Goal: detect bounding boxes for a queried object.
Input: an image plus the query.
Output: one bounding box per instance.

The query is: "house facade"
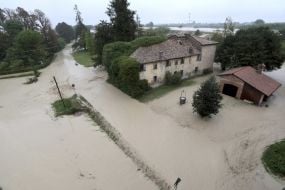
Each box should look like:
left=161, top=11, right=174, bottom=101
left=130, top=34, right=218, bottom=85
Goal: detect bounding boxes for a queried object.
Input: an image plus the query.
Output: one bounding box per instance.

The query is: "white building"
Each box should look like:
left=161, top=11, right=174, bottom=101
left=131, top=34, right=218, bottom=85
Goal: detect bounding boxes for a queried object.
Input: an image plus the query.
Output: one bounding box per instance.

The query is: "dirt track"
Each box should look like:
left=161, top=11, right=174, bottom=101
left=0, top=45, right=284, bottom=190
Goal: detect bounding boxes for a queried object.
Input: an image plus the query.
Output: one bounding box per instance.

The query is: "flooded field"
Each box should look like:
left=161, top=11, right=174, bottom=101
left=0, top=45, right=284, bottom=190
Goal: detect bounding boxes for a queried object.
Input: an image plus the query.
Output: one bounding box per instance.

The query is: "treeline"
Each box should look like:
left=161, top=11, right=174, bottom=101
left=216, top=27, right=285, bottom=71
left=0, top=7, right=70, bottom=74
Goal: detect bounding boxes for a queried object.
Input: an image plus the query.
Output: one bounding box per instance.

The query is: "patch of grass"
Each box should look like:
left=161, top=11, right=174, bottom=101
left=262, top=139, right=285, bottom=178
left=73, top=51, right=94, bottom=67
left=52, top=95, right=86, bottom=116
left=139, top=79, right=196, bottom=102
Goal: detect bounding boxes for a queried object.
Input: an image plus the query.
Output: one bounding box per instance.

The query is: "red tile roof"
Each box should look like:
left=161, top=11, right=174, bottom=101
left=219, top=66, right=281, bottom=96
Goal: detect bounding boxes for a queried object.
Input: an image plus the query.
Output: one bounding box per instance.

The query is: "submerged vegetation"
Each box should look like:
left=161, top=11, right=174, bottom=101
left=52, top=95, right=85, bottom=116
left=262, top=139, right=285, bottom=178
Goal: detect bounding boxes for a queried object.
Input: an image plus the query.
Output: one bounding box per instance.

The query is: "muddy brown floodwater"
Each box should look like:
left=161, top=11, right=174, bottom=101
left=0, top=45, right=284, bottom=190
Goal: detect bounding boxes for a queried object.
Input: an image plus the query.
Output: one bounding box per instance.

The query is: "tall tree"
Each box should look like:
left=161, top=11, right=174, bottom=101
left=223, top=17, right=234, bottom=37
left=94, top=21, right=113, bottom=64
left=55, top=22, right=75, bottom=43
left=9, top=30, right=46, bottom=66
left=106, top=0, right=137, bottom=41
left=216, top=27, right=284, bottom=71
left=73, top=4, right=87, bottom=49
left=192, top=76, right=223, bottom=118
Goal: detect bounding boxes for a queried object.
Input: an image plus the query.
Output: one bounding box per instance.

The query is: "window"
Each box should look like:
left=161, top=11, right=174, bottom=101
left=140, top=64, right=146, bottom=72
left=197, top=54, right=202, bottom=61
left=194, top=67, right=199, bottom=73
left=153, top=63, right=157, bottom=70
left=166, top=60, right=171, bottom=67
left=153, top=76, right=157, bottom=82
left=181, top=58, right=184, bottom=64
left=180, top=70, right=184, bottom=76
left=175, top=60, right=178, bottom=65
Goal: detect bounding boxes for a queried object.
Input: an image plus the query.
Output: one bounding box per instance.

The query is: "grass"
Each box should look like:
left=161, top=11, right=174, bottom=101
left=73, top=51, right=94, bottom=67
left=52, top=95, right=86, bottom=117
left=138, top=79, right=196, bottom=102
left=262, top=139, right=285, bottom=178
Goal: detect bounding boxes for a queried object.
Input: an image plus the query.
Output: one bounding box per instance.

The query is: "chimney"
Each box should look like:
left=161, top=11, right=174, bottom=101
left=159, top=51, right=163, bottom=60
left=257, top=64, right=265, bottom=74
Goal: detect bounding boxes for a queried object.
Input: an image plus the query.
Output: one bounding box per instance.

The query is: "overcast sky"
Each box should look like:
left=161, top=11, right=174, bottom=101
left=2, top=0, right=285, bottom=27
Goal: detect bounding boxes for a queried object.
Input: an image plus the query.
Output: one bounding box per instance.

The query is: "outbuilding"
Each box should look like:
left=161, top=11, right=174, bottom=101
left=218, top=66, right=281, bottom=105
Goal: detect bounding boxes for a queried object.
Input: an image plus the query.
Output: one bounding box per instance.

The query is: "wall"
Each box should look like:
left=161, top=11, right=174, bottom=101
left=200, top=45, right=216, bottom=71
left=241, top=83, right=264, bottom=105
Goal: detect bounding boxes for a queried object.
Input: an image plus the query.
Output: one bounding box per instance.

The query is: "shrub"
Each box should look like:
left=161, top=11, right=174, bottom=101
left=192, top=76, right=223, bottom=117
left=202, top=68, right=213, bottom=75
left=164, top=71, right=182, bottom=85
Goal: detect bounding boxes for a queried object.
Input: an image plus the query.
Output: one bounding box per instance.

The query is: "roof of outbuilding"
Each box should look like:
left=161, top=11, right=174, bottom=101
left=219, top=66, right=281, bottom=96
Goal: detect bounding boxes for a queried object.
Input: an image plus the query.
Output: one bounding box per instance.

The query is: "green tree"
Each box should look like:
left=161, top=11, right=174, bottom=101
left=11, top=30, right=46, bottom=66
left=216, top=27, right=284, bottom=70
left=73, top=4, right=87, bottom=49
left=94, top=21, right=114, bottom=64
left=195, top=29, right=201, bottom=36
left=55, top=22, right=75, bottom=43
left=106, top=0, right=137, bottom=41
left=85, top=31, right=95, bottom=55
left=192, top=76, right=223, bottom=118
left=0, top=32, right=9, bottom=60
left=223, top=17, right=234, bottom=37
left=4, top=20, right=23, bottom=43
left=254, top=19, right=265, bottom=25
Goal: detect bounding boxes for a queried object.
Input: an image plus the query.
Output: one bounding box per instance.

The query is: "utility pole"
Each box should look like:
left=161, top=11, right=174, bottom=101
left=53, top=76, right=66, bottom=108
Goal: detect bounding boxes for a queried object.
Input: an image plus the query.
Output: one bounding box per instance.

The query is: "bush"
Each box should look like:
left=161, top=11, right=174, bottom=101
left=52, top=95, right=85, bottom=117
left=192, top=76, right=223, bottom=117
left=202, top=68, right=213, bottom=75
left=164, top=71, right=182, bottom=85
left=262, top=139, right=285, bottom=178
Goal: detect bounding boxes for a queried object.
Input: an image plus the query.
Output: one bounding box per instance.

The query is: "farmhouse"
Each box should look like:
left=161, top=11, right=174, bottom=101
left=218, top=66, right=281, bottom=105
left=131, top=34, right=218, bottom=85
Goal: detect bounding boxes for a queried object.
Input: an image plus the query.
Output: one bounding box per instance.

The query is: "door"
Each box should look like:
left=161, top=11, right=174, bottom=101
left=222, top=84, right=238, bottom=97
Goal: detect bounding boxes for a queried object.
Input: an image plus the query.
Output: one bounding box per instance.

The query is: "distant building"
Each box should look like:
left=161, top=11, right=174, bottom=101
left=131, top=34, right=218, bottom=85
left=218, top=66, right=281, bottom=105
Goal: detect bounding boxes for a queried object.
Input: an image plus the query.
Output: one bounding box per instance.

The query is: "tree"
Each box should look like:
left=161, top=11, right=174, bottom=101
left=106, top=0, right=137, bottom=41
left=11, top=30, right=46, bottom=66
left=85, top=31, right=95, bottom=55
left=195, top=29, right=201, bottom=36
left=73, top=4, right=87, bottom=49
left=254, top=19, right=265, bottom=25
left=55, top=22, right=75, bottom=43
left=216, top=27, right=284, bottom=71
left=223, top=17, right=234, bottom=37
left=0, top=32, right=9, bottom=60
left=94, top=21, right=114, bottom=64
left=4, top=20, right=23, bottom=43
left=192, top=76, right=223, bottom=118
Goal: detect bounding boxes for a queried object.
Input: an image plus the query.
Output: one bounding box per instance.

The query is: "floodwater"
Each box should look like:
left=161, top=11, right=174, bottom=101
left=0, top=45, right=284, bottom=190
